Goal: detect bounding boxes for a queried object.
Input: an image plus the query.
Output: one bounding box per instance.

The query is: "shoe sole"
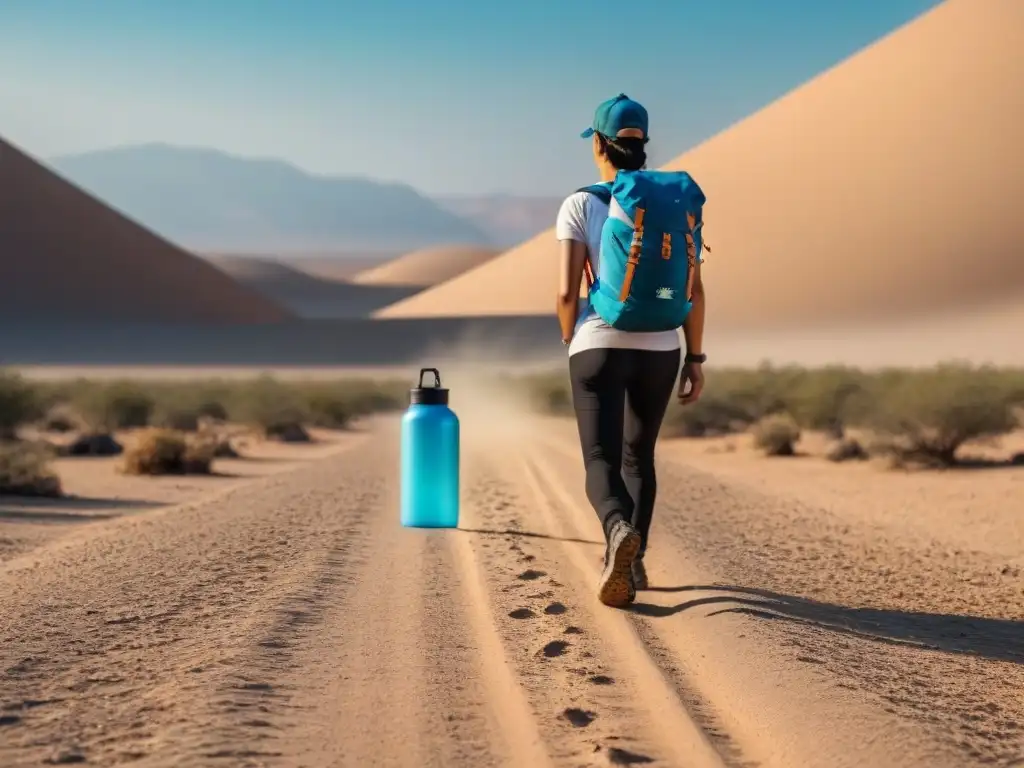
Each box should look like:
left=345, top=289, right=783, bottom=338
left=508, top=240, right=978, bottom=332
left=598, top=528, right=641, bottom=607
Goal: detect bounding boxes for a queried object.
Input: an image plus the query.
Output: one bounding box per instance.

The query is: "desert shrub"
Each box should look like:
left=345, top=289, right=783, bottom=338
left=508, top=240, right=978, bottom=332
left=73, top=381, right=155, bottom=431
left=150, top=389, right=229, bottom=432
left=664, top=393, right=753, bottom=437
left=0, top=371, right=41, bottom=440
left=661, top=366, right=784, bottom=437
left=325, top=379, right=407, bottom=417
left=751, top=413, right=801, bottom=456
left=866, top=364, right=1021, bottom=466
left=209, top=438, right=240, bottom=458
left=826, top=437, right=869, bottom=463
left=122, top=429, right=214, bottom=475
left=151, top=406, right=202, bottom=432
left=785, top=366, right=869, bottom=437
left=265, top=422, right=311, bottom=443
left=0, top=442, right=62, bottom=497
left=190, top=428, right=240, bottom=458
left=302, top=386, right=356, bottom=429
left=228, top=376, right=310, bottom=436
left=41, top=404, right=83, bottom=433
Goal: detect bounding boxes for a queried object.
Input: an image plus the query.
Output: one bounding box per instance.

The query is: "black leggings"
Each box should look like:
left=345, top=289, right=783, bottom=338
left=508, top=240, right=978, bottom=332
left=568, top=346, right=680, bottom=555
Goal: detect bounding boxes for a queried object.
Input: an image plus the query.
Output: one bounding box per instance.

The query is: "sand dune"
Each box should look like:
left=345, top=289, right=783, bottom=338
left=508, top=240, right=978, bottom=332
left=0, top=137, right=293, bottom=324
left=203, top=253, right=423, bottom=319
left=1, top=417, right=1019, bottom=766
left=206, top=253, right=332, bottom=285
left=353, top=244, right=500, bottom=287
left=273, top=253, right=397, bottom=281
left=378, top=0, right=1024, bottom=330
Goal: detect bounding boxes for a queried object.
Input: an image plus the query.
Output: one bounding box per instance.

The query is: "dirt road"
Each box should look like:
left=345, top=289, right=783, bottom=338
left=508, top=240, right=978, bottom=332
left=1, top=419, right=1021, bottom=767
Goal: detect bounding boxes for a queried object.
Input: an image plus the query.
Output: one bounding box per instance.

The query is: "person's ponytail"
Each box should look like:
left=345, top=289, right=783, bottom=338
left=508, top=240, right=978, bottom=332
left=597, top=134, right=648, bottom=171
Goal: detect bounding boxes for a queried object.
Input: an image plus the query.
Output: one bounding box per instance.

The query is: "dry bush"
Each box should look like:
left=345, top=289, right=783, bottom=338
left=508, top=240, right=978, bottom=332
left=122, top=429, right=214, bottom=476
left=229, top=376, right=310, bottom=438
left=300, top=385, right=357, bottom=430
left=191, top=429, right=240, bottom=458
left=265, top=422, right=311, bottom=443
left=866, top=364, right=1022, bottom=467
left=0, top=442, right=62, bottom=497
left=313, top=379, right=407, bottom=419
left=665, top=394, right=753, bottom=437
left=826, top=437, right=869, bottom=463
left=784, top=366, right=869, bottom=438
left=751, top=413, right=802, bottom=456
left=0, top=371, right=41, bottom=440
left=42, top=404, right=83, bottom=433
left=74, top=381, right=155, bottom=431
left=149, top=385, right=230, bottom=432
left=209, top=438, right=240, bottom=458
left=663, top=365, right=794, bottom=437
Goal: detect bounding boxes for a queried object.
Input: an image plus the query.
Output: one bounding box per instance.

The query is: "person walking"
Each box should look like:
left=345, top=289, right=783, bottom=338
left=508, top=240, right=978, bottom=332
left=555, top=94, right=707, bottom=607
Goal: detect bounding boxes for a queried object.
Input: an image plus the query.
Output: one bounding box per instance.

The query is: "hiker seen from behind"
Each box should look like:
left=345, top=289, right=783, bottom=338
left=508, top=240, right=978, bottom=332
left=555, top=93, right=708, bottom=608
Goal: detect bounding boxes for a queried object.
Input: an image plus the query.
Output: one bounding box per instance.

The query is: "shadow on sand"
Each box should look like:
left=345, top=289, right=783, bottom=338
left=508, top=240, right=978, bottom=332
left=0, top=495, right=170, bottom=523
left=631, top=584, right=1024, bottom=665
left=458, top=526, right=603, bottom=547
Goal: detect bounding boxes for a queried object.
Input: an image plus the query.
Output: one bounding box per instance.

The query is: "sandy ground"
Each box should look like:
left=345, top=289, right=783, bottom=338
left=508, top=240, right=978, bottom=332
left=1, top=417, right=1022, bottom=767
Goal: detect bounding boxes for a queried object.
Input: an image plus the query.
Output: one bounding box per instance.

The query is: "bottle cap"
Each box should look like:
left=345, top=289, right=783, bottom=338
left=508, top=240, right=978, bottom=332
left=410, top=367, right=449, bottom=406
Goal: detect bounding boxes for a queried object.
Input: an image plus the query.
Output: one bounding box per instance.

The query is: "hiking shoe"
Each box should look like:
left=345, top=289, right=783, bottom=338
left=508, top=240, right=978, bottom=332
left=631, top=556, right=649, bottom=591
left=597, top=520, right=641, bottom=607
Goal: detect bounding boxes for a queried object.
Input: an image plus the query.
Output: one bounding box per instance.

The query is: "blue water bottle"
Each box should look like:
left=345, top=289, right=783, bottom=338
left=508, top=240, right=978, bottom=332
left=401, top=367, right=460, bottom=528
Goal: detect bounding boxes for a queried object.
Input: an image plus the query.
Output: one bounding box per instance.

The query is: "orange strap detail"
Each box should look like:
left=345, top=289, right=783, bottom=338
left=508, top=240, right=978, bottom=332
left=618, top=207, right=645, bottom=302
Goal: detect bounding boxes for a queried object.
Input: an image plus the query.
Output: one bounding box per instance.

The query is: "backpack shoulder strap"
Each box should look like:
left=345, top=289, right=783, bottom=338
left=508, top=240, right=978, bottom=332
left=575, top=183, right=612, bottom=206
left=572, top=184, right=612, bottom=289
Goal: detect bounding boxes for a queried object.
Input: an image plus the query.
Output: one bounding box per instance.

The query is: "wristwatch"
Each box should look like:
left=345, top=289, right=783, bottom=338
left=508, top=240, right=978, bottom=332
left=684, top=352, right=706, bottom=364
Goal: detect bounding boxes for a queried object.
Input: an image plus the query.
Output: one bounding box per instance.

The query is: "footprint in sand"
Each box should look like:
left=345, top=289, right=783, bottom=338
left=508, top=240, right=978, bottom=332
left=518, top=569, right=546, bottom=581
left=564, top=626, right=583, bottom=635
left=508, top=608, right=536, bottom=620
left=589, top=674, right=615, bottom=686
left=540, top=640, right=570, bottom=658
left=606, top=746, right=655, bottom=764
left=544, top=602, right=567, bottom=615
left=562, top=707, right=596, bottom=727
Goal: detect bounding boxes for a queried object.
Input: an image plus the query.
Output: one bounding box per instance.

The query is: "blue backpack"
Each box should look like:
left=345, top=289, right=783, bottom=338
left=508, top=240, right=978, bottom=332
left=578, top=169, right=707, bottom=332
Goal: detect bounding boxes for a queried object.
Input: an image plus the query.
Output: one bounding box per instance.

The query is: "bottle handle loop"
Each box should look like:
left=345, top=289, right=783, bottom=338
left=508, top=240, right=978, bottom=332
left=418, top=368, right=442, bottom=388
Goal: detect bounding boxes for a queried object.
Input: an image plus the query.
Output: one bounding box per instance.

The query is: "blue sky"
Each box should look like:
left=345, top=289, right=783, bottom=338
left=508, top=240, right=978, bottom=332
left=0, top=0, right=940, bottom=196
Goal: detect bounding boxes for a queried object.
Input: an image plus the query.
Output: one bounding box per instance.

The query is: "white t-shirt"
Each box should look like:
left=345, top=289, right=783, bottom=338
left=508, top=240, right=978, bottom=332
left=555, top=187, right=682, bottom=357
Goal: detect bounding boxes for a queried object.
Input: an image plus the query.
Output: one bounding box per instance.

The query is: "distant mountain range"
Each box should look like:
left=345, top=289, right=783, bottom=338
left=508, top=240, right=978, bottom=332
left=48, top=144, right=561, bottom=253
left=437, top=194, right=562, bottom=247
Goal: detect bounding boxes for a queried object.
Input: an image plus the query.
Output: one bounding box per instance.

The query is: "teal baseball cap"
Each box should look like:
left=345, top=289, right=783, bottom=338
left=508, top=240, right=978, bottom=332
left=580, top=93, right=649, bottom=139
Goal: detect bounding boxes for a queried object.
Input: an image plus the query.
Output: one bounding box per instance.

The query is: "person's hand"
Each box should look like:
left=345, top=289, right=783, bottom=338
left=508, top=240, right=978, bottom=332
left=678, top=362, right=704, bottom=405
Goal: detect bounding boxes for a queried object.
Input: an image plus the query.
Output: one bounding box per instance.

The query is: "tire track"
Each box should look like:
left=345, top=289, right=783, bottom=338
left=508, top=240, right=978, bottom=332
left=259, top=425, right=551, bottom=768
left=0, top=437, right=377, bottom=768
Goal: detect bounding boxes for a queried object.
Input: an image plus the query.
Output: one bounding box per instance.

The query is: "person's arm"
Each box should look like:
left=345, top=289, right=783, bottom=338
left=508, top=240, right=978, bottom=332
left=557, top=239, right=588, bottom=343
left=553, top=193, right=589, bottom=344
left=682, top=261, right=704, bottom=355
left=679, top=260, right=706, bottom=404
